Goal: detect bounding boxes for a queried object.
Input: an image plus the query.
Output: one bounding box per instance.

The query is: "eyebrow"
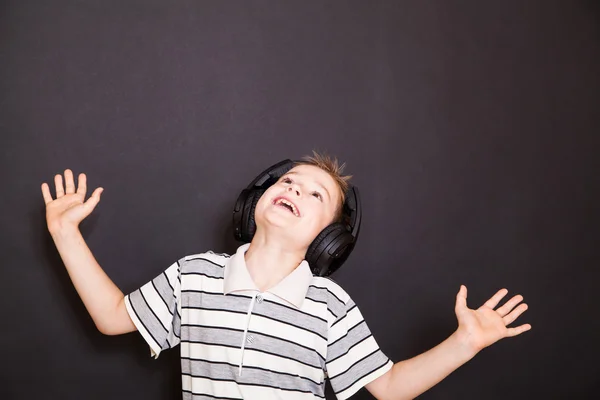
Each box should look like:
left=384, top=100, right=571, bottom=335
left=284, top=171, right=331, bottom=200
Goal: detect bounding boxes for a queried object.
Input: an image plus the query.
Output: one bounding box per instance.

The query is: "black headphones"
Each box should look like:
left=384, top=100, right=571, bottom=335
left=233, top=159, right=361, bottom=277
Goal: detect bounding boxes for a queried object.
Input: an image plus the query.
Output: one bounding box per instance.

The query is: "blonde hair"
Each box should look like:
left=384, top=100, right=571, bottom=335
left=295, top=150, right=352, bottom=221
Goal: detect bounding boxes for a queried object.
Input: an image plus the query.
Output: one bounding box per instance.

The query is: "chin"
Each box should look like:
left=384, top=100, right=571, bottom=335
left=257, top=221, right=311, bottom=245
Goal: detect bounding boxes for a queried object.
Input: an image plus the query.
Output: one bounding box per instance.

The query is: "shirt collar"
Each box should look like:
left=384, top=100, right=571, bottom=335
left=223, top=243, right=314, bottom=309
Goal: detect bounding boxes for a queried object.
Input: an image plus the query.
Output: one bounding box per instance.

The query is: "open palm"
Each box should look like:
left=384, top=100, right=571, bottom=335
left=41, top=169, right=103, bottom=233
left=454, top=285, right=531, bottom=352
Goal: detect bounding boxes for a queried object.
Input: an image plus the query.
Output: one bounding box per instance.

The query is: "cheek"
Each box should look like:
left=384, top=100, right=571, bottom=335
left=307, top=206, right=334, bottom=230
left=254, top=194, right=271, bottom=219
left=255, top=194, right=267, bottom=209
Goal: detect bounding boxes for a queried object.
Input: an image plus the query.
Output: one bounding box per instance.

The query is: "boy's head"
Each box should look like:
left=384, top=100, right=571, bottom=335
left=253, top=151, right=352, bottom=250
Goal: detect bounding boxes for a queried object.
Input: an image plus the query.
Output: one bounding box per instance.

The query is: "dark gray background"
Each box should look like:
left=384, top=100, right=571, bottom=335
left=1, top=1, right=599, bottom=399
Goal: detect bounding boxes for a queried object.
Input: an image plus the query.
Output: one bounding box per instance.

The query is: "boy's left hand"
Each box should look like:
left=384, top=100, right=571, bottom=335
left=454, top=285, right=531, bottom=353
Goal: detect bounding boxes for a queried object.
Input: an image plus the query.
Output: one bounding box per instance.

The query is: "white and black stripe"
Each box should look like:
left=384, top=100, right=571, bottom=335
left=125, top=249, right=392, bottom=399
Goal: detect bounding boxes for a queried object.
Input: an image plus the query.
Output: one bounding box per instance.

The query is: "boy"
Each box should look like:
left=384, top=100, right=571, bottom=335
left=41, top=152, right=531, bottom=399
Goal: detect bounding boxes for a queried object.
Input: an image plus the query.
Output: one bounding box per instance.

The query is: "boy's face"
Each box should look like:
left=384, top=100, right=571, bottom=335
left=254, top=164, right=341, bottom=251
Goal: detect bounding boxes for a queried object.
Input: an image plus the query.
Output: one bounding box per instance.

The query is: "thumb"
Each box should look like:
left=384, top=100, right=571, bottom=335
left=455, top=285, right=468, bottom=312
left=82, top=187, right=103, bottom=214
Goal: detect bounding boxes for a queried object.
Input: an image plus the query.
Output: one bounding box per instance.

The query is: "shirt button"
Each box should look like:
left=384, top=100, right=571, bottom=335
left=256, top=294, right=263, bottom=303
left=246, top=335, right=255, bottom=344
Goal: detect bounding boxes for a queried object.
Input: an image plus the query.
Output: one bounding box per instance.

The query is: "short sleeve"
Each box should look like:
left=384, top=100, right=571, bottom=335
left=326, top=298, right=393, bottom=400
left=124, top=260, right=182, bottom=358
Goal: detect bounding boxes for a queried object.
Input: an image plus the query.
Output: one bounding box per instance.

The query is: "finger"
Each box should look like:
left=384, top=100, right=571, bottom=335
left=502, top=303, right=528, bottom=325
left=482, top=288, right=508, bottom=310
left=496, top=294, right=524, bottom=317
left=64, top=169, right=75, bottom=194
left=54, top=174, right=65, bottom=198
left=505, top=323, right=532, bottom=337
left=76, top=173, right=87, bottom=197
left=455, top=285, right=468, bottom=312
left=41, top=183, right=53, bottom=205
left=81, top=187, right=103, bottom=214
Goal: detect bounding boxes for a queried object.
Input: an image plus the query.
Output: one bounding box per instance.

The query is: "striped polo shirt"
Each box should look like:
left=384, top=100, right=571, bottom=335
left=124, top=243, right=393, bottom=399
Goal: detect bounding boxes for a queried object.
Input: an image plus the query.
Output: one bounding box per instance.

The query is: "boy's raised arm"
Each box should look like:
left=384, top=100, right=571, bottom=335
left=41, top=169, right=136, bottom=336
left=365, top=286, right=531, bottom=400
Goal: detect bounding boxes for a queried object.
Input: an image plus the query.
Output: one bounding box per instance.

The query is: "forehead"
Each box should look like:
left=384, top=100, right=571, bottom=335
left=286, top=165, right=336, bottom=185
left=286, top=165, right=340, bottom=196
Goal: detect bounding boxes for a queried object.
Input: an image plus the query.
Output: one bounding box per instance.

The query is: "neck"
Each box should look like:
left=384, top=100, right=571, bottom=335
left=244, top=228, right=306, bottom=292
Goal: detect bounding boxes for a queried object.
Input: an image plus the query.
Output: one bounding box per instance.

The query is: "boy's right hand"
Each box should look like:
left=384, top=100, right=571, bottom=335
left=41, top=169, right=104, bottom=234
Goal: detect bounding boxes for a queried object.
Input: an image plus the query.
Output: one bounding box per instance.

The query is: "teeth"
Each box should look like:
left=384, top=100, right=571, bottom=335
left=275, top=198, right=299, bottom=216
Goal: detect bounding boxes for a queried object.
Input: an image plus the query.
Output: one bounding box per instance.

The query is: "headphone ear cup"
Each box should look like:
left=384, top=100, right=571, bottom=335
left=233, top=189, right=249, bottom=241
left=241, top=189, right=264, bottom=242
left=306, top=223, right=349, bottom=276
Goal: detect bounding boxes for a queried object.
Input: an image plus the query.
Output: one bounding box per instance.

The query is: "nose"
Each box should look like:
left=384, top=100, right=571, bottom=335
left=287, top=185, right=301, bottom=196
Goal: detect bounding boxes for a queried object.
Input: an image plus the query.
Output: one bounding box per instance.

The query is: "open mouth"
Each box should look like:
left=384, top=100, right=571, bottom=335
left=272, top=197, right=300, bottom=217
